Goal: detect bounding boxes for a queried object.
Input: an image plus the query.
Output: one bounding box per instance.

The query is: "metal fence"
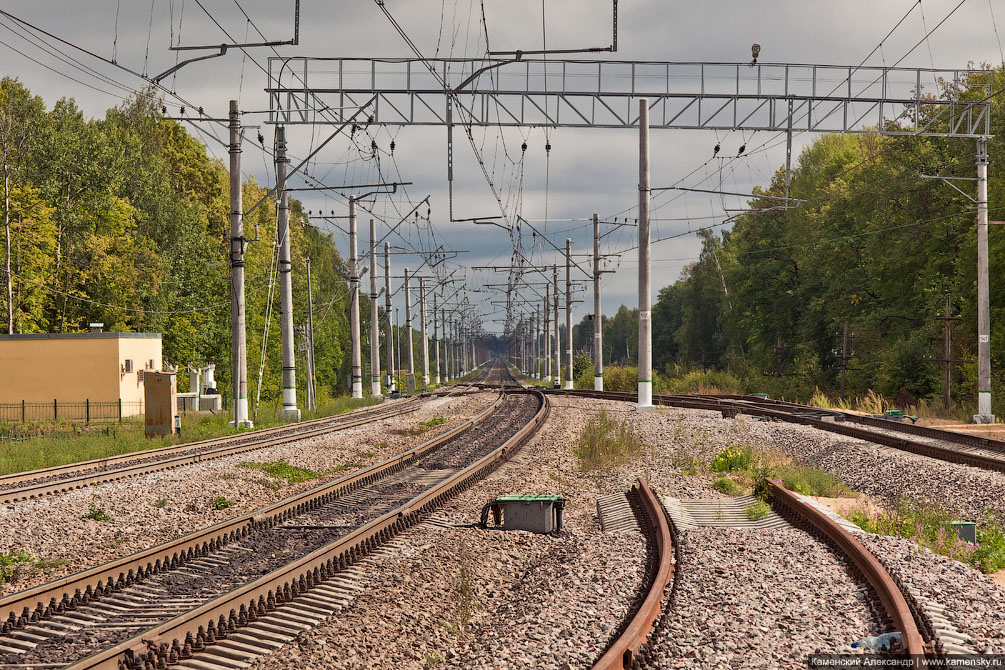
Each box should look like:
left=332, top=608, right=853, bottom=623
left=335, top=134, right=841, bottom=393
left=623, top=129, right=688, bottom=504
left=0, top=400, right=144, bottom=423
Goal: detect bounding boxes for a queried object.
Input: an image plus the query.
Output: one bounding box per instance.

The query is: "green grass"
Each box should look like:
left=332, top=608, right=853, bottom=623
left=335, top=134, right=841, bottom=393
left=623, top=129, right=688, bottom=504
left=842, top=500, right=1005, bottom=575
left=212, top=496, right=235, bottom=510
left=574, top=410, right=644, bottom=471
left=408, top=416, right=447, bottom=435
left=238, top=459, right=325, bottom=484
left=81, top=504, right=110, bottom=522
left=0, top=550, right=36, bottom=584
left=0, top=395, right=378, bottom=477
left=704, top=445, right=852, bottom=499
left=711, top=476, right=746, bottom=496
left=743, top=500, right=771, bottom=521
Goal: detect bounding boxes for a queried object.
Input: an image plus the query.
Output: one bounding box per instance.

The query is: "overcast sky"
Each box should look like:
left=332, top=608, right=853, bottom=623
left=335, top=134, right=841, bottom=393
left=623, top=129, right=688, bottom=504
left=2, top=0, right=1003, bottom=333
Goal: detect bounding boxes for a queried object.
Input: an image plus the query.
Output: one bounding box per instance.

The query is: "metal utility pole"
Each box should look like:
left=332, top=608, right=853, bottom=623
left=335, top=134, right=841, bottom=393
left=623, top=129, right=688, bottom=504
left=937, top=292, right=963, bottom=411
left=369, top=219, right=382, bottom=399
left=228, top=100, right=252, bottom=428
left=275, top=126, right=301, bottom=421
left=544, top=283, right=551, bottom=382
left=404, top=268, right=415, bottom=389
left=976, top=137, right=994, bottom=423
left=565, top=239, right=574, bottom=389
left=553, top=264, right=561, bottom=389
left=420, top=277, right=429, bottom=387
left=433, top=292, right=441, bottom=385
left=593, top=213, right=604, bottom=391
left=535, top=305, right=541, bottom=379
left=395, top=306, right=401, bottom=391
left=348, top=196, right=363, bottom=399
left=838, top=320, right=856, bottom=403
left=384, top=242, right=394, bottom=392
left=305, top=257, right=317, bottom=410
left=637, top=98, right=653, bottom=411
left=774, top=334, right=786, bottom=377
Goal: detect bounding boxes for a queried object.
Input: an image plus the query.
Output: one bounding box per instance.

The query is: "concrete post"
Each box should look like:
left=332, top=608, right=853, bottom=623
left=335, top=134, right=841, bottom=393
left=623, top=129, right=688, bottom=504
left=637, top=98, right=654, bottom=411
left=420, top=277, right=429, bottom=387
left=306, top=257, right=317, bottom=409
left=553, top=264, right=561, bottom=389
left=593, top=213, right=604, bottom=391
left=544, top=283, right=551, bottom=382
left=275, top=126, right=300, bottom=421
left=976, top=137, right=994, bottom=422
left=228, top=100, right=252, bottom=428
left=348, top=197, right=362, bottom=399
left=369, top=219, right=382, bottom=399
left=384, top=242, right=394, bottom=391
left=565, top=239, right=573, bottom=389
left=404, top=268, right=415, bottom=381
left=434, top=292, right=441, bottom=385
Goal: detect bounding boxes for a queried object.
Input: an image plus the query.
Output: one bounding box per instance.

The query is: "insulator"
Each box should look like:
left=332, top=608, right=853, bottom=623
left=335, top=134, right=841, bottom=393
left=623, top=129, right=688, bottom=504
left=179, top=106, right=185, bottom=115
left=521, top=141, right=527, bottom=152
left=714, top=144, right=720, bottom=155
left=161, top=106, right=167, bottom=115
left=198, top=107, right=204, bottom=115
left=371, top=140, right=377, bottom=151
left=738, top=144, right=746, bottom=154
left=390, top=140, right=396, bottom=153
left=545, top=142, right=551, bottom=152
left=257, top=133, right=264, bottom=144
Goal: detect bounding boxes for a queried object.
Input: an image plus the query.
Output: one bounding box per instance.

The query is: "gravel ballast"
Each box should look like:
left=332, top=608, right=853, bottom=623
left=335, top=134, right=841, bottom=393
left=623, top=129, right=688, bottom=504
left=0, top=391, right=497, bottom=596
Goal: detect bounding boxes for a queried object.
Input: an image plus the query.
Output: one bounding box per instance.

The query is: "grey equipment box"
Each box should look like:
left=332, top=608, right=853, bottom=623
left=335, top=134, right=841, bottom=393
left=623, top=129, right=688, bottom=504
left=481, top=495, right=567, bottom=534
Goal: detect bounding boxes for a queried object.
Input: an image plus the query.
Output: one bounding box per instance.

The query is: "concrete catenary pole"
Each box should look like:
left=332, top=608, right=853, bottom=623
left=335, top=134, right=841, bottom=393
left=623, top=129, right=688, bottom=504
left=404, top=269, right=415, bottom=384
left=637, top=98, right=654, bottom=411
left=274, top=127, right=300, bottom=421
left=544, top=283, right=551, bottom=382
left=593, top=213, right=604, bottom=391
left=534, top=305, right=540, bottom=378
left=565, top=239, right=573, bottom=389
left=348, top=196, right=362, bottom=399
left=384, top=242, right=394, bottom=392
left=305, top=257, right=317, bottom=410
left=420, top=277, right=430, bottom=387
left=228, top=100, right=252, bottom=428
left=369, top=219, right=382, bottom=399
left=553, top=264, right=561, bottom=389
left=976, top=137, right=994, bottom=422
left=434, top=291, right=441, bottom=385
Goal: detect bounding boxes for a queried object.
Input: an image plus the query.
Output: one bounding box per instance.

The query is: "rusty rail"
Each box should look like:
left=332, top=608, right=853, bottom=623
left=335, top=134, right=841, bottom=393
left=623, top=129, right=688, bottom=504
left=592, top=478, right=674, bottom=670
left=0, top=391, right=507, bottom=634
left=767, top=479, right=926, bottom=657
left=63, top=388, right=548, bottom=670
left=0, top=395, right=446, bottom=504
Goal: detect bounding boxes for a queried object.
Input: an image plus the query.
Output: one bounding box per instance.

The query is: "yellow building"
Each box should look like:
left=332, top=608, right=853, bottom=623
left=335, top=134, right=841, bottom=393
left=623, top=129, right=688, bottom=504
left=0, top=331, right=162, bottom=418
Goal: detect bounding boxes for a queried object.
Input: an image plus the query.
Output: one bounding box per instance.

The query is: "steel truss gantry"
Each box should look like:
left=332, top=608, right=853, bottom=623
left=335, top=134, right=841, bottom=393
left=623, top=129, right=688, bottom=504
left=267, top=57, right=992, bottom=137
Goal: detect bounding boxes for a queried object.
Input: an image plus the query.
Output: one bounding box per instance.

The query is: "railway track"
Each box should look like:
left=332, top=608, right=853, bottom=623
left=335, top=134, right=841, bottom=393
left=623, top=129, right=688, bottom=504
left=546, top=389, right=1005, bottom=473
left=594, top=477, right=927, bottom=668
left=0, top=385, right=548, bottom=669
left=0, top=392, right=447, bottom=505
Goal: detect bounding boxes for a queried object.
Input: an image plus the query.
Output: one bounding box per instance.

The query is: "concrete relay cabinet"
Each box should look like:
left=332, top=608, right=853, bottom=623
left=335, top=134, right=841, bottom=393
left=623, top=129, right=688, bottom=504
left=481, top=494, right=567, bottom=534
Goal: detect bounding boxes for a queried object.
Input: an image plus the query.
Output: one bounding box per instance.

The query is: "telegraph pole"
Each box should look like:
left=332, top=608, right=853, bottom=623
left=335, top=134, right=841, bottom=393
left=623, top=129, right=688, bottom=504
left=305, top=257, right=317, bottom=410
left=433, top=292, right=441, bottom=385
left=637, top=98, right=654, bottom=411
left=593, top=213, right=604, bottom=391
left=348, top=196, right=363, bottom=399
left=384, top=242, right=394, bottom=392
left=275, top=126, right=301, bottom=421
left=420, top=277, right=429, bottom=388
left=369, top=219, right=382, bottom=399
left=404, top=268, right=415, bottom=389
left=976, top=137, right=994, bottom=422
left=228, top=100, right=252, bottom=428
left=553, top=264, right=561, bottom=389
left=565, top=239, right=574, bottom=389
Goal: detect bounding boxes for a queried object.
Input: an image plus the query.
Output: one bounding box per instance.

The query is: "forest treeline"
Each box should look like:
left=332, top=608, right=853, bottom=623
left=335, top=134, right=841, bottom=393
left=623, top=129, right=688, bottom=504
left=0, top=78, right=365, bottom=404
left=571, top=67, right=1005, bottom=406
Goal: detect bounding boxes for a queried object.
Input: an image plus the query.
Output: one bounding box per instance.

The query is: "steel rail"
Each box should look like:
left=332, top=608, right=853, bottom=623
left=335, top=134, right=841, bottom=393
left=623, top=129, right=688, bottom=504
left=543, top=389, right=1005, bottom=472
left=767, top=479, right=926, bottom=657
left=64, top=388, right=549, bottom=670
left=592, top=478, right=674, bottom=670
left=0, top=390, right=507, bottom=634
left=0, top=398, right=427, bottom=488
left=0, top=396, right=444, bottom=505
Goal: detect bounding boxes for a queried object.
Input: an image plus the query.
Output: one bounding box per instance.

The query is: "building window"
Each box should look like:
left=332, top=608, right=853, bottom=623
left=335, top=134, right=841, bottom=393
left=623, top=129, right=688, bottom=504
left=123, top=359, right=134, bottom=373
